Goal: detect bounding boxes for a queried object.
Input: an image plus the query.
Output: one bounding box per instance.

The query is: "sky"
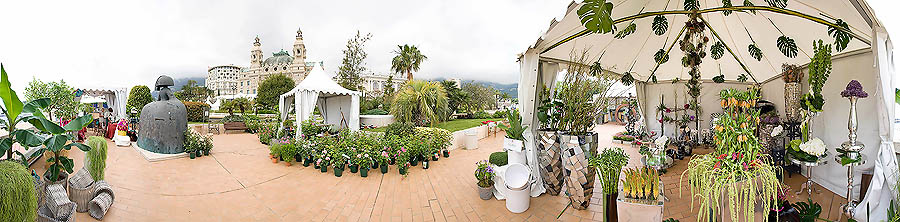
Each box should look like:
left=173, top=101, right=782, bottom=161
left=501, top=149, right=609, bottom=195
left=0, top=0, right=898, bottom=93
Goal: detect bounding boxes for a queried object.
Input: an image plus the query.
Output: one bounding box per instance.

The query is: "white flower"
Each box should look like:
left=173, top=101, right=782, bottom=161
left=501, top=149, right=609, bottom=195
left=799, top=138, right=827, bottom=157
left=654, top=136, right=669, bottom=148
left=770, top=125, right=783, bottom=137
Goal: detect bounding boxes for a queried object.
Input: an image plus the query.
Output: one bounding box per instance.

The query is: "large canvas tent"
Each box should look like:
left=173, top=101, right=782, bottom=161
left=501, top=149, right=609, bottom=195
left=76, top=87, right=128, bottom=119
left=279, top=65, right=360, bottom=135
left=517, top=0, right=896, bottom=220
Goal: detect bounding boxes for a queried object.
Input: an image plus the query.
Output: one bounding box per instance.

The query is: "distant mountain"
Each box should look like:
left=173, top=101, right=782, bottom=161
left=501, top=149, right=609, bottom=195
left=429, top=77, right=518, bottom=98
left=173, top=77, right=206, bottom=91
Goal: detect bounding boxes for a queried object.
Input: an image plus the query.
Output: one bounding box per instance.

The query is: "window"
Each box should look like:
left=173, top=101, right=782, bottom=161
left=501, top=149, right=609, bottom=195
left=240, top=82, right=243, bottom=86
left=253, top=89, right=256, bottom=94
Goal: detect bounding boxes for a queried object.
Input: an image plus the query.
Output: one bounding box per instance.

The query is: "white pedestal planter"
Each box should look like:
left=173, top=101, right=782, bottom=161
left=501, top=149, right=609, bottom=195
left=504, top=138, right=526, bottom=165
left=504, top=163, right=531, bottom=213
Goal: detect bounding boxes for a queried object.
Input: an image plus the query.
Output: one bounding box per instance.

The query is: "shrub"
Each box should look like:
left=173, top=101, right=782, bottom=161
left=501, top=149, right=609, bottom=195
left=222, top=115, right=244, bottom=123
left=385, top=122, right=415, bottom=137
left=362, top=108, right=389, bottom=115
left=183, top=129, right=213, bottom=153
left=416, top=127, right=452, bottom=155
left=492, top=109, right=509, bottom=118
left=86, top=136, right=108, bottom=181
left=280, top=143, right=297, bottom=162
left=126, top=85, right=153, bottom=117
left=488, top=152, right=508, bottom=166
left=390, top=80, right=450, bottom=126
left=300, top=119, right=327, bottom=137
left=0, top=160, right=37, bottom=222
left=472, top=110, right=491, bottom=119
left=183, top=101, right=210, bottom=122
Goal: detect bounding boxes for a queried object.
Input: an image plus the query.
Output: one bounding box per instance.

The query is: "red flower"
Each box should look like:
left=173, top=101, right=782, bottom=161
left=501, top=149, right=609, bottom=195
left=717, top=154, right=727, bottom=160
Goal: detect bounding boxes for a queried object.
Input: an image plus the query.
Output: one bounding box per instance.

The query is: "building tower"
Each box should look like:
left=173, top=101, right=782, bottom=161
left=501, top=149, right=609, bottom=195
left=292, top=28, right=306, bottom=64
left=250, top=36, right=263, bottom=68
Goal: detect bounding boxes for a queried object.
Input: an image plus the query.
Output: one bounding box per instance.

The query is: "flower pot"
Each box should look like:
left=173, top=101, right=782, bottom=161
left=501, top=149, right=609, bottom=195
left=196, top=150, right=203, bottom=157
left=190, top=152, right=196, bottom=159
left=422, top=160, right=429, bottom=169
left=271, top=157, right=277, bottom=163
left=432, top=155, right=438, bottom=161
left=605, top=193, right=618, bottom=222
left=616, top=193, right=664, bottom=222
left=302, top=159, right=310, bottom=167
left=360, top=168, right=369, bottom=177
left=372, top=162, right=378, bottom=169
left=380, top=164, right=389, bottom=174
left=785, top=82, right=802, bottom=122
left=203, top=149, right=210, bottom=156
left=389, top=158, right=396, bottom=165
left=443, top=150, right=450, bottom=157
left=334, top=167, right=343, bottom=177
left=537, top=129, right=564, bottom=196
left=561, top=132, right=599, bottom=210
left=478, top=185, right=493, bottom=200
left=410, top=159, right=419, bottom=166
left=284, top=161, right=292, bottom=166
left=349, top=165, right=359, bottom=173
left=314, top=163, right=320, bottom=169
left=320, top=165, right=328, bottom=173
left=294, top=154, right=302, bottom=163
left=399, top=167, right=407, bottom=175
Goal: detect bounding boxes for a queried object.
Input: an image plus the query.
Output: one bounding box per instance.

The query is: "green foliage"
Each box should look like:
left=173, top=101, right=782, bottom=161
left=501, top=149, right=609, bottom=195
left=652, top=15, right=668, bottom=35
left=24, top=78, right=82, bottom=121
left=488, top=152, right=508, bottom=166
left=614, top=23, right=637, bottom=39
left=712, top=74, right=726, bottom=83
left=183, top=101, right=210, bottom=122
left=710, top=41, right=724, bottom=60
left=556, top=51, right=613, bottom=134
left=416, top=127, right=452, bottom=154
left=31, top=114, right=93, bottom=182
left=256, top=74, right=295, bottom=109
left=802, top=40, right=832, bottom=112
left=0, top=160, right=37, bottom=222
left=360, top=95, right=390, bottom=115
left=300, top=119, right=327, bottom=137
left=491, top=109, right=509, bottom=119
left=591, top=147, right=629, bottom=194
left=385, top=122, right=416, bottom=137
left=390, top=80, right=449, bottom=126
left=577, top=0, right=615, bottom=34
left=475, top=160, right=494, bottom=187
left=654, top=49, right=670, bottom=64
left=391, top=44, right=427, bottom=80
left=748, top=43, right=763, bottom=61
left=126, top=85, right=152, bottom=117
left=86, top=136, right=108, bottom=181
left=828, top=19, right=852, bottom=52
left=183, top=129, right=213, bottom=153
left=0, top=64, right=54, bottom=161
left=440, top=80, right=469, bottom=115
left=777, top=35, right=798, bottom=58
left=461, top=82, right=498, bottom=113
left=498, top=109, right=527, bottom=140
left=336, top=31, right=372, bottom=91
left=620, top=72, right=635, bottom=86
left=895, top=88, right=900, bottom=105
left=722, top=0, right=733, bottom=16
left=279, top=143, right=297, bottom=162
left=765, top=0, right=787, bottom=8
left=362, top=108, right=388, bottom=115
left=470, top=110, right=491, bottom=119
left=792, top=198, right=823, bottom=221
left=683, top=0, right=700, bottom=10
left=173, top=80, right=214, bottom=102
left=738, top=73, right=749, bottom=82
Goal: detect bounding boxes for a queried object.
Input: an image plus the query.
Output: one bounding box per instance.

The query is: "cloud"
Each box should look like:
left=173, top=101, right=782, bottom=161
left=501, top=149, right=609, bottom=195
left=0, top=0, right=569, bottom=92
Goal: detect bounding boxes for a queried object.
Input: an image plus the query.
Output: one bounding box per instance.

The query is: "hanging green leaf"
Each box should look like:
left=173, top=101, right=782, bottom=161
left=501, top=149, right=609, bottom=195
left=743, top=0, right=756, bottom=14
left=578, top=0, right=615, bottom=34
left=615, top=23, right=637, bottom=39
left=828, top=19, right=852, bottom=52
left=711, top=41, right=725, bottom=60
left=684, top=0, right=700, bottom=10
left=722, top=0, right=733, bottom=16
left=777, top=35, right=798, bottom=58
left=713, top=74, right=726, bottom=83
left=748, top=44, right=763, bottom=61
left=738, top=73, right=748, bottom=82
left=652, top=15, right=668, bottom=36
left=765, top=0, right=787, bottom=8
left=620, top=72, right=635, bottom=86
left=651, top=74, right=658, bottom=83
left=654, top=49, right=670, bottom=64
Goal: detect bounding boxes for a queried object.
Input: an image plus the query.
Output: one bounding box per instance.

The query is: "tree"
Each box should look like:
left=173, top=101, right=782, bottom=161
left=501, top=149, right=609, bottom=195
left=390, top=80, right=449, bottom=126
left=174, top=80, right=214, bottom=102
left=232, top=97, right=251, bottom=114
left=384, top=75, right=396, bottom=96
left=256, top=74, right=295, bottom=109
left=461, top=82, right=498, bottom=112
left=440, top=80, right=468, bottom=115
left=336, top=31, right=372, bottom=91
left=24, top=78, right=82, bottom=121
left=391, top=44, right=427, bottom=81
left=126, top=85, right=153, bottom=117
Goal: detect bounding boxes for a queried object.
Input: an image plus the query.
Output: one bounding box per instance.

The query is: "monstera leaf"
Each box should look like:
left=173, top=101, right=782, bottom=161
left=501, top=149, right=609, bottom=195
left=722, top=0, right=733, bottom=16
left=748, top=44, right=763, bottom=61
left=765, top=0, right=787, bottom=8
left=828, top=19, right=852, bottom=52
left=650, top=74, right=658, bottom=83
left=710, top=41, right=725, bottom=60
left=777, top=35, right=798, bottom=58
left=615, top=23, right=637, bottom=39
left=684, top=0, right=700, bottom=10
left=743, top=0, right=756, bottom=14
left=654, top=49, right=670, bottom=64
left=713, top=74, right=726, bottom=83
left=620, top=72, right=635, bottom=86
left=652, top=15, right=668, bottom=36
left=578, top=0, right=615, bottom=34
left=738, top=73, right=748, bottom=82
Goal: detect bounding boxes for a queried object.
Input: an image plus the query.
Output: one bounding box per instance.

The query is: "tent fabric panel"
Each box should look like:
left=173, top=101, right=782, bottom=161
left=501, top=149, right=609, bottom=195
left=517, top=48, right=547, bottom=197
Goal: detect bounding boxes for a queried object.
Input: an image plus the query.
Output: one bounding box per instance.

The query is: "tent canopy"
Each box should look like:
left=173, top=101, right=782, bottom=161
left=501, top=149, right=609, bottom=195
left=529, top=0, right=876, bottom=83
left=76, top=87, right=128, bottom=120
left=279, top=65, right=360, bottom=135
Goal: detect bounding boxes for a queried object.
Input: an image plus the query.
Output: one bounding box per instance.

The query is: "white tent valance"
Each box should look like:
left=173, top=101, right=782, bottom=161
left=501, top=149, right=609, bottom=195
left=77, top=87, right=128, bottom=120
left=279, top=65, right=360, bottom=135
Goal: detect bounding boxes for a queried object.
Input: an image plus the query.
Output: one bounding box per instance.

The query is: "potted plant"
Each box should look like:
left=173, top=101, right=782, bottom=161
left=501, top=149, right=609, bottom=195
left=280, top=143, right=296, bottom=166
left=499, top=109, right=528, bottom=163
left=357, top=153, right=372, bottom=178
left=782, top=63, right=804, bottom=122
left=332, top=148, right=347, bottom=177
left=617, top=167, right=663, bottom=221
left=475, top=160, right=494, bottom=200
left=396, top=147, right=411, bottom=176
left=0, top=160, right=38, bottom=222
left=379, top=150, right=390, bottom=174
left=684, top=89, right=780, bottom=221
left=187, top=140, right=197, bottom=159
left=590, top=147, right=629, bottom=221
left=268, top=144, right=279, bottom=163
left=787, top=137, right=827, bottom=162
left=535, top=86, right=565, bottom=196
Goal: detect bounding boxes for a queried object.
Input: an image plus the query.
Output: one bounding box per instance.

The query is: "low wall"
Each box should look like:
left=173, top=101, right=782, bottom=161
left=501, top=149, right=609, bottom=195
left=448, top=125, right=500, bottom=151
left=360, top=115, right=395, bottom=127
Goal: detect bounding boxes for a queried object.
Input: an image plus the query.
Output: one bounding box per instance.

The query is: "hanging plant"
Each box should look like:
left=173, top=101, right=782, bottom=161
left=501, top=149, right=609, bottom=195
left=713, top=74, right=725, bottom=83
left=615, top=23, right=637, bottom=39
left=777, top=36, right=798, bottom=58
left=654, top=49, right=670, bottom=64
left=577, top=0, right=615, bottom=34
left=765, top=0, right=788, bottom=9
left=748, top=44, right=763, bottom=61
left=710, top=41, right=725, bottom=60
left=652, top=15, right=668, bottom=35
left=620, top=72, right=635, bottom=86
left=684, top=0, right=700, bottom=11
left=738, top=73, right=749, bottom=82
left=722, top=0, right=733, bottom=16
left=828, top=19, right=852, bottom=52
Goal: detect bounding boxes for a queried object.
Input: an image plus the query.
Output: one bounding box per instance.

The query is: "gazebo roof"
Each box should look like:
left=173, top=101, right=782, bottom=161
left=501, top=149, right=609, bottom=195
left=292, top=65, right=360, bottom=97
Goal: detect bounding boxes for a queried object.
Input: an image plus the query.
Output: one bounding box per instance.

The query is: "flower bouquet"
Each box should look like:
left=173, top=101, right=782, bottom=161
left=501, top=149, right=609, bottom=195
left=787, top=138, right=827, bottom=163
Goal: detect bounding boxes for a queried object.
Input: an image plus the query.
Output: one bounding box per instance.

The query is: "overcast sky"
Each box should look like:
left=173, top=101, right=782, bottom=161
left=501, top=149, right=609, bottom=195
left=0, top=0, right=897, bottom=92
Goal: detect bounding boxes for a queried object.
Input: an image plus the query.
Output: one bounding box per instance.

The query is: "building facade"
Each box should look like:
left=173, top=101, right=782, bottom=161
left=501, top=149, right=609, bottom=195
left=359, top=72, right=406, bottom=96
left=206, top=65, right=242, bottom=96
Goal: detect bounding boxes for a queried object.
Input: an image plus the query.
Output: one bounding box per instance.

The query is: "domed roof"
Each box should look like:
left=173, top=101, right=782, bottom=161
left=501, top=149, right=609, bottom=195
left=263, top=50, right=293, bottom=66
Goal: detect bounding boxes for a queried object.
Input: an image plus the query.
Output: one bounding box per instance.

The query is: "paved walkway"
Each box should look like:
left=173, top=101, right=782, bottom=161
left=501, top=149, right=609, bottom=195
left=31, top=124, right=846, bottom=221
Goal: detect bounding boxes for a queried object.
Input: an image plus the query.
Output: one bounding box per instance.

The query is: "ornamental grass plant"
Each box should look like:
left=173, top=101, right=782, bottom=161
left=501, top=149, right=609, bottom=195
left=682, top=88, right=780, bottom=222
left=0, top=160, right=37, bottom=222
left=86, top=136, right=108, bottom=181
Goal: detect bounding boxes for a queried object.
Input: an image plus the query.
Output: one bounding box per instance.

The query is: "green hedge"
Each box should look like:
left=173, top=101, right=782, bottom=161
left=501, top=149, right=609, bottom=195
left=385, top=122, right=415, bottom=137
left=489, top=152, right=508, bottom=166
left=183, top=101, right=210, bottom=122
left=0, top=161, right=37, bottom=222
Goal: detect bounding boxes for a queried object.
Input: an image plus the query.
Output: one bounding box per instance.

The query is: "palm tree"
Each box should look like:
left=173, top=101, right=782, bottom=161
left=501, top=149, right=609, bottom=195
left=391, top=44, right=427, bottom=81
left=390, top=80, right=449, bottom=126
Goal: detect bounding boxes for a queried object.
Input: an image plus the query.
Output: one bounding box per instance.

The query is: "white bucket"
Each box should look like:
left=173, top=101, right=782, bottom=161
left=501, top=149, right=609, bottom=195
left=464, top=129, right=478, bottom=150
left=504, top=163, right=531, bottom=213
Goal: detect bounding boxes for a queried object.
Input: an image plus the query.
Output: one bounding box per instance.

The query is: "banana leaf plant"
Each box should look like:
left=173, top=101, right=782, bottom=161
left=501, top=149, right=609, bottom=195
left=0, top=64, right=52, bottom=163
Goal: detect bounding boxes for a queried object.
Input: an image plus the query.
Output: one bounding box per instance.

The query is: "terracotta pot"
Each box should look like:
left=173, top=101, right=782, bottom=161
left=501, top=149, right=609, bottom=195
left=537, top=129, right=564, bottom=196
left=478, top=185, right=493, bottom=200
left=284, top=161, right=292, bottom=166
left=271, top=157, right=277, bottom=163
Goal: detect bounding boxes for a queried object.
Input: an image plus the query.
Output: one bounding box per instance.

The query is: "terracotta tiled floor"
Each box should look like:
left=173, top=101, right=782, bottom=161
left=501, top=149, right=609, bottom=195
left=30, top=124, right=849, bottom=221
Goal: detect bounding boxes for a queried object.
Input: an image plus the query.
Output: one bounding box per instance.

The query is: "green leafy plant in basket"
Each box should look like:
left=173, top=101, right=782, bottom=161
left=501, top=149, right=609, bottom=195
left=682, top=88, right=780, bottom=222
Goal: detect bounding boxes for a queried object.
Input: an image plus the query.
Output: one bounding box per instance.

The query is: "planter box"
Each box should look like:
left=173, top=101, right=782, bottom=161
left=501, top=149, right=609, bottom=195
left=616, top=184, right=664, bottom=222
left=360, top=115, right=395, bottom=128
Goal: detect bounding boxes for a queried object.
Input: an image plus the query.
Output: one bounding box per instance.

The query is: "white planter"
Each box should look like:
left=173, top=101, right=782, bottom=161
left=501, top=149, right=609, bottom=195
left=464, top=130, right=479, bottom=150
left=504, top=138, right=526, bottom=165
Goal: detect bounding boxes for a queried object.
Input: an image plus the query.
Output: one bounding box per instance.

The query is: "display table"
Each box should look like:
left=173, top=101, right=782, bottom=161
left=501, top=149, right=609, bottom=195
left=790, top=157, right=827, bottom=196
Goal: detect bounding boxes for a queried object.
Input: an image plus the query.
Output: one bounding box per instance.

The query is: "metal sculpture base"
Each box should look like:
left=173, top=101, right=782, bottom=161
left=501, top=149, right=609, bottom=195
left=789, top=157, right=826, bottom=197
left=837, top=154, right=867, bottom=218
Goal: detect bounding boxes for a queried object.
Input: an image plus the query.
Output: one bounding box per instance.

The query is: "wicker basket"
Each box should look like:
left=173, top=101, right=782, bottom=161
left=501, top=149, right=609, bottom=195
left=90, top=180, right=116, bottom=220
left=784, top=83, right=802, bottom=122
left=67, top=168, right=95, bottom=212
left=44, top=184, right=75, bottom=220
left=38, top=202, right=76, bottom=222
left=34, top=176, right=46, bottom=207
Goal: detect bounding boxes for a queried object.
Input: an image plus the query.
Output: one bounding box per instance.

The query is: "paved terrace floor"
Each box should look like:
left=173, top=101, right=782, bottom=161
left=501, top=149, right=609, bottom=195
left=31, top=124, right=849, bottom=221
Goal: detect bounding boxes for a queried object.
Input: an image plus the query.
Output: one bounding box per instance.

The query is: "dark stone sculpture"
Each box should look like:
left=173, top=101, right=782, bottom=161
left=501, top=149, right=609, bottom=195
left=137, top=75, right=187, bottom=154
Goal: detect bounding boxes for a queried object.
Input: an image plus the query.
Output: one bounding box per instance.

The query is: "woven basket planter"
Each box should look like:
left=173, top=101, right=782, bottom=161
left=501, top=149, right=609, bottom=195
left=90, top=180, right=116, bottom=220
left=561, top=132, right=598, bottom=210
left=758, top=124, right=776, bottom=151
left=38, top=202, right=76, bottom=222
left=34, top=176, right=46, bottom=207
left=44, top=184, right=75, bottom=220
left=784, top=83, right=802, bottom=122
left=537, top=129, right=564, bottom=196
left=67, top=169, right=95, bottom=212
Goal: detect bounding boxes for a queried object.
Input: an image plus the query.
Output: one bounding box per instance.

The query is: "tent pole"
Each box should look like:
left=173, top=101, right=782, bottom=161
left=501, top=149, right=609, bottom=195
left=645, top=26, right=687, bottom=83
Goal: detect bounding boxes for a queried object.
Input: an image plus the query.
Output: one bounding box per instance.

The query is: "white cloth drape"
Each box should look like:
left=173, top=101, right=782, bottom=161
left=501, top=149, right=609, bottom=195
left=853, top=25, right=898, bottom=222
left=295, top=90, right=319, bottom=136
left=517, top=48, right=546, bottom=197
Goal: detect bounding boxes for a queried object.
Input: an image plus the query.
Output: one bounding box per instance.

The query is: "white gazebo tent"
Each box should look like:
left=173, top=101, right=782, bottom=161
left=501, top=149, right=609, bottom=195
left=279, top=65, right=360, bottom=135
left=77, top=87, right=128, bottom=120
left=518, top=0, right=895, bottom=220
